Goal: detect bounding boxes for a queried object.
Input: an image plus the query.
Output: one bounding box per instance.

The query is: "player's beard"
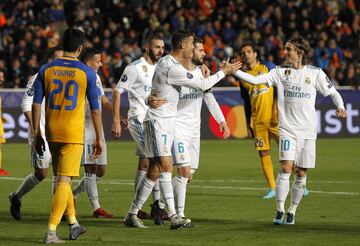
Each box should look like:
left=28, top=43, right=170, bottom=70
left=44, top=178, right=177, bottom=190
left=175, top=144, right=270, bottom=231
left=192, top=56, right=204, bottom=66
left=149, top=49, right=161, bottom=63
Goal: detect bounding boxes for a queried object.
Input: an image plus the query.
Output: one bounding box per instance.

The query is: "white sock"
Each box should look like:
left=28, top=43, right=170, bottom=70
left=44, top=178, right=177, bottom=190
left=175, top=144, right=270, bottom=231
left=135, top=170, right=146, bottom=191
left=51, top=176, right=57, bottom=195
left=85, top=173, right=100, bottom=211
left=288, top=175, right=307, bottom=215
left=276, top=172, right=291, bottom=212
left=72, top=178, right=85, bottom=199
left=159, top=172, right=176, bottom=218
left=173, top=175, right=188, bottom=218
left=15, top=173, right=40, bottom=200
left=152, top=179, right=161, bottom=202
left=129, top=177, right=155, bottom=214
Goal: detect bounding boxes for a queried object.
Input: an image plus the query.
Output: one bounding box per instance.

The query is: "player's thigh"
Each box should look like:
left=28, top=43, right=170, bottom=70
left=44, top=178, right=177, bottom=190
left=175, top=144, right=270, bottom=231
left=143, top=119, right=174, bottom=158
left=50, top=143, right=83, bottom=177
left=295, top=139, right=316, bottom=169
left=253, top=123, right=271, bottom=151
left=128, top=117, right=146, bottom=157
left=172, top=138, right=191, bottom=168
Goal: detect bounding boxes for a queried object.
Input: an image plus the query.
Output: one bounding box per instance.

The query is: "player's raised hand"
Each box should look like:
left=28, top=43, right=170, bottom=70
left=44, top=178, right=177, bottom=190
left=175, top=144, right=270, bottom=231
left=91, top=139, right=103, bottom=159
left=221, top=58, right=242, bottom=75
left=219, top=121, right=230, bottom=139
left=111, top=121, right=121, bottom=139
left=148, top=90, right=167, bottom=109
left=335, top=108, right=347, bottom=118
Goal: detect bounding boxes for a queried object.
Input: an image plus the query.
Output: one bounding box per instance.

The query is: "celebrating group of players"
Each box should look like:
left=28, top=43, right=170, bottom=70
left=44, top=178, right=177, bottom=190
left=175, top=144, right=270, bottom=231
left=8, top=27, right=346, bottom=243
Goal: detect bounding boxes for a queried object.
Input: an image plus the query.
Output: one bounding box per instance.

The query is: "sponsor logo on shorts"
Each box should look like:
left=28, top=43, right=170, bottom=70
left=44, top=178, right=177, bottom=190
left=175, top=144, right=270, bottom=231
left=281, top=151, right=284, bottom=157
left=179, top=154, right=185, bottom=161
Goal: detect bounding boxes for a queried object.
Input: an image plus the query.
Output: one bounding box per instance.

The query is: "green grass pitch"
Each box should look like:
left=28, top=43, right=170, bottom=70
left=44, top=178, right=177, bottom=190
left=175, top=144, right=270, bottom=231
left=0, top=139, right=359, bottom=245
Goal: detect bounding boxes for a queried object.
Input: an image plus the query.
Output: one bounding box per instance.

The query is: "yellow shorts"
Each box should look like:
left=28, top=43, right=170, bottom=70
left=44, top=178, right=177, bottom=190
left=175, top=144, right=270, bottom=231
left=253, top=122, right=279, bottom=151
left=49, top=142, right=83, bottom=177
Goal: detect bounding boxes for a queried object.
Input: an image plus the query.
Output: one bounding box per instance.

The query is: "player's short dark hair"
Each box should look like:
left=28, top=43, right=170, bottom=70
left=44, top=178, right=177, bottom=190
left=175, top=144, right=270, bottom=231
left=45, top=47, right=63, bottom=61
left=287, top=35, right=310, bottom=64
left=194, top=36, right=203, bottom=45
left=80, top=47, right=101, bottom=63
left=240, top=43, right=258, bottom=55
left=171, top=29, right=193, bottom=51
left=62, top=28, right=85, bottom=52
left=144, top=33, right=163, bottom=45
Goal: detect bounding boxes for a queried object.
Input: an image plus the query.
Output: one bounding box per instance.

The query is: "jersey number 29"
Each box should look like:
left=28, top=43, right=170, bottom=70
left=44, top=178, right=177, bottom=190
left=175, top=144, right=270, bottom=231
left=49, top=79, right=79, bottom=110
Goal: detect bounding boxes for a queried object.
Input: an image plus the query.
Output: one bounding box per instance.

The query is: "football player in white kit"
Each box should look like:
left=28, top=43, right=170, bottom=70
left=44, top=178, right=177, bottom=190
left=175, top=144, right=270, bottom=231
left=112, top=34, right=165, bottom=220
left=234, top=36, right=347, bottom=225
left=9, top=47, right=64, bottom=221
left=124, top=29, right=241, bottom=229
left=71, top=47, right=114, bottom=218
left=171, top=37, right=230, bottom=225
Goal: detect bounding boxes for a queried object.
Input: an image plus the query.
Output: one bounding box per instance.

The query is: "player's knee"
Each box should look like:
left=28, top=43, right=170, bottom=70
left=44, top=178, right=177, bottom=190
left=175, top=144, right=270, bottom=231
left=294, top=167, right=307, bottom=177
left=147, top=164, right=160, bottom=181
left=177, top=165, right=191, bottom=179
left=34, top=169, right=48, bottom=181
left=138, top=158, right=149, bottom=170
left=96, top=166, right=106, bottom=177
left=85, top=164, right=97, bottom=174
left=259, top=150, right=270, bottom=157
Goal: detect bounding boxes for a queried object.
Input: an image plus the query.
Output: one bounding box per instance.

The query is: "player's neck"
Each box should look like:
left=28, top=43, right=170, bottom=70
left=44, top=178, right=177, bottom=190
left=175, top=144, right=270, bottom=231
left=63, top=52, right=78, bottom=59
left=182, top=59, right=195, bottom=71
left=249, top=61, right=258, bottom=70
left=143, top=53, right=155, bottom=65
left=170, top=50, right=184, bottom=63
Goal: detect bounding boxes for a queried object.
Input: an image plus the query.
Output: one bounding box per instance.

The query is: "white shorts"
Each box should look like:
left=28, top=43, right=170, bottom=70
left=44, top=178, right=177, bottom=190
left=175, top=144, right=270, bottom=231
left=172, top=136, right=200, bottom=170
left=144, top=118, right=174, bottom=158
left=30, top=141, right=52, bottom=169
left=128, top=117, right=146, bottom=157
left=81, top=138, right=107, bottom=165
left=279, top=135, right=316, bottom=168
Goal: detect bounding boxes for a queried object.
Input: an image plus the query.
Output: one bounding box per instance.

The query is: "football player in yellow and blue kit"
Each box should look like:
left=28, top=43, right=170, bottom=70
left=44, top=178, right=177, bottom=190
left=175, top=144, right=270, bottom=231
left=32, top=28, right=103, bottom=243
left=240, top=43, right=279, bottom=199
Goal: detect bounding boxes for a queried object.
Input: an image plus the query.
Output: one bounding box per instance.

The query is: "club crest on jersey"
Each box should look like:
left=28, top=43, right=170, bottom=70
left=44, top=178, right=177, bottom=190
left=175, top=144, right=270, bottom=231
left=304, top=77, right=311, bottom=84
left=142, top=65, right=147, bottom=73
left=121, top=74, right=127, bottom=82
left=284, top=69, right=291, bottom=77
left=186, top=72, right=193, bottom=79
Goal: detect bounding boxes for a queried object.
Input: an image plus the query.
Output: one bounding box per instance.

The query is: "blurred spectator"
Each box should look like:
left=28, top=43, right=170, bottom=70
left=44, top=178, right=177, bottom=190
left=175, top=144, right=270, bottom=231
left=0, top=0, right=359, bottom=87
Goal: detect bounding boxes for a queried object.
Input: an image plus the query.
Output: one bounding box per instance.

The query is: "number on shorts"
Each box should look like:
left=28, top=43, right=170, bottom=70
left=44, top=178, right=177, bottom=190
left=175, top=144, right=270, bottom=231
left=255, top=139, right=264, bottom=148
left=161, top=134, right=167, bottom=145
left=280, top=139, right=290, bottom=151
left=178, top=142, right=184, bottom=153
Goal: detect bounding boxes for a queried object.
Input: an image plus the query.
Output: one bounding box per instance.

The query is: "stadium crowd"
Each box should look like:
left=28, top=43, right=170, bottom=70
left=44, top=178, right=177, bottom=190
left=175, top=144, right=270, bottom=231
left=0, top=0, right=359, bottom=89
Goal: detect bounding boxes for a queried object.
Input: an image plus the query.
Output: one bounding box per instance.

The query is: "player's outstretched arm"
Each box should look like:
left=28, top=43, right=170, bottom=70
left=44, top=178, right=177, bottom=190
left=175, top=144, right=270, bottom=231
left=233, top=70, right=268, bottom=85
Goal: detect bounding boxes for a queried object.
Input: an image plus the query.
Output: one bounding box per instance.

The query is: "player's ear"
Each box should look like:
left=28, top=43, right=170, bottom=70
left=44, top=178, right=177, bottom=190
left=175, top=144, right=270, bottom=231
left=144, top=44, right=149, bottom=52
left=77, top=45, right=83, bottom=57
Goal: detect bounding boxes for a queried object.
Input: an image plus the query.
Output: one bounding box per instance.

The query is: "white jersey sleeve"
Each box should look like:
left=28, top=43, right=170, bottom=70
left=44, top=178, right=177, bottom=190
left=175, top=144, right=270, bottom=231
left=168, top=65, right=225, bottom=91
left=114, top=64, right=138, bottom=94
left=21, top=74, right=38, bottom=113
left=234, top=69, right=279, bottom=87
left=203, top=91, right=225, bottom=124
left=315, top=69, right=336, bottom=97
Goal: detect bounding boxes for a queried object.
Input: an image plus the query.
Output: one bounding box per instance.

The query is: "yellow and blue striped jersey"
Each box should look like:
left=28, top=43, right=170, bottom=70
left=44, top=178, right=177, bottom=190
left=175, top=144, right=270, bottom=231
left=33, top=57, right=100, bottom=144
left=241, top=63, right=278, bottom=124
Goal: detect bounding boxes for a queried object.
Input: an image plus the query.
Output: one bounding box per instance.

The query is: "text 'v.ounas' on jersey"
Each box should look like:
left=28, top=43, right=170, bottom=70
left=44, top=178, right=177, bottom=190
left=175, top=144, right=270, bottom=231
left=33, top=57, right=100, bottom=144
